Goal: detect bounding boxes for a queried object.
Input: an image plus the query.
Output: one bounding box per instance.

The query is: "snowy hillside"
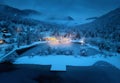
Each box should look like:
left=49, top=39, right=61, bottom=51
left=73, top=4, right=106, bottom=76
left=0, top=0, right=120, bottom=83
left=0, top=4, right=120, bottom=71
left=73, top=7, right=120, bottom=54
left=0, top=4, right=41, bottom=17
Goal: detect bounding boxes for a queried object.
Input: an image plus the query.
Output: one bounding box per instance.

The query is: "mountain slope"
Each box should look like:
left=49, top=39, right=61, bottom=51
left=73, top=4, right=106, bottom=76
left=0, top=4, right=41, bottom=17
left=76, top=7, right=120, bottom=30
left=74, top=7, right=120, bottom=53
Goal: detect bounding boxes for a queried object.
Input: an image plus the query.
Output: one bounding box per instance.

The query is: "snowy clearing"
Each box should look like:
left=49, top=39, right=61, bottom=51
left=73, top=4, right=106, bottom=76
left=14, top=55, right=120, bottom=71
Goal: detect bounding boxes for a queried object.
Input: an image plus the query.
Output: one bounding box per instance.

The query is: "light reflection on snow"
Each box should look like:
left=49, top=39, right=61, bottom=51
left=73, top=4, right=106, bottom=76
left=44, top=37, right=71, bottom=46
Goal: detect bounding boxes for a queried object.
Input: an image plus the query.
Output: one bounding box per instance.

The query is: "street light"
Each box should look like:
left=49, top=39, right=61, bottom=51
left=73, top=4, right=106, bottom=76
left=79, top=38, right=85, bottom=45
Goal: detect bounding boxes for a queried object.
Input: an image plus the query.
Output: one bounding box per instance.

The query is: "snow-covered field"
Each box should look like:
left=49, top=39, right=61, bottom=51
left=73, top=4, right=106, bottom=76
left=14, top=54, right=120, bottom=71
left=0, top=41, right=49, bottom=60
left=1, top=41, right=119, bottom=71
left=0, top=44, right=11, bottom=58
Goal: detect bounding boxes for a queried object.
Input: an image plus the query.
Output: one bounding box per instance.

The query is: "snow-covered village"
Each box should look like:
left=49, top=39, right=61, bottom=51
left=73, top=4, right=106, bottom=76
left=0, top=0, right=120, bottom=83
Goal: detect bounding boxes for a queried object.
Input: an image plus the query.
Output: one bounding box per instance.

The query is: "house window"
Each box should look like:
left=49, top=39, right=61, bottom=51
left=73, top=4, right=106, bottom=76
left=0, top=40, right=4, bottom=44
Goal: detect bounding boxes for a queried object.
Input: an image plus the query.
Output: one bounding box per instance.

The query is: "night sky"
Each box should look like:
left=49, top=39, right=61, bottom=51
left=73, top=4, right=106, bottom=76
left=0, top=0, right=120, bottom=20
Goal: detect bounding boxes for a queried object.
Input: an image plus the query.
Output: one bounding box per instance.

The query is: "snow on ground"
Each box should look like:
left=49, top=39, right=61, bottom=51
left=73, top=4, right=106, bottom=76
left=0, top=41, right=46, bottom=61
left=14, top=54, right=120, bottom=71
left=16, top=41, right=47, bottom=50
left=0, top=44, right=10, bottom=58
left=51, top=64, right=66, bottom=71
left=1, top=41, right=120, bottom=71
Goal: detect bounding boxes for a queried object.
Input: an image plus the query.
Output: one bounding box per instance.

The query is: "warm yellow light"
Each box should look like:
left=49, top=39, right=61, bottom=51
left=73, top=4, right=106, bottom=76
left=0, top=40, right=4, bottom=44
left=49, top=40, right=59, bottom=45
left=45, top=37, right=59, bottom=45
left=45, top=37, right=71, bottom=46
left=60, top=38, right=71, bottom=44
left=45, top=37, right=57, bottom=41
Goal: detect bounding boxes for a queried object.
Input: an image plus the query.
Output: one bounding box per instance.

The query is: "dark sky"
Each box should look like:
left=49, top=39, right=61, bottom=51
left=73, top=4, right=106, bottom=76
left=0, top=0, right=120, bottom=19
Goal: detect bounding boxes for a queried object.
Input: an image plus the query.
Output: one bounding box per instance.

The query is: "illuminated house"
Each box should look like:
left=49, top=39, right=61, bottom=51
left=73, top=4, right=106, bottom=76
left=0, top=39, right=5, bottom=44
left=2, top=28, right=8, bottom=33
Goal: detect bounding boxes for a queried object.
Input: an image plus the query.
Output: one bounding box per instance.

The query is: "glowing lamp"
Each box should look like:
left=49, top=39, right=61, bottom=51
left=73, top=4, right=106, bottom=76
left=0, top=40, right=4, bottom=44
left=79, top=38, right=85, bottom=45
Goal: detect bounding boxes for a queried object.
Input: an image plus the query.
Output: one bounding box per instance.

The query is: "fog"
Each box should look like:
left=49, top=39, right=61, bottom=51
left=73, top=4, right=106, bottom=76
left=0, top=0, right=120, bottom=24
